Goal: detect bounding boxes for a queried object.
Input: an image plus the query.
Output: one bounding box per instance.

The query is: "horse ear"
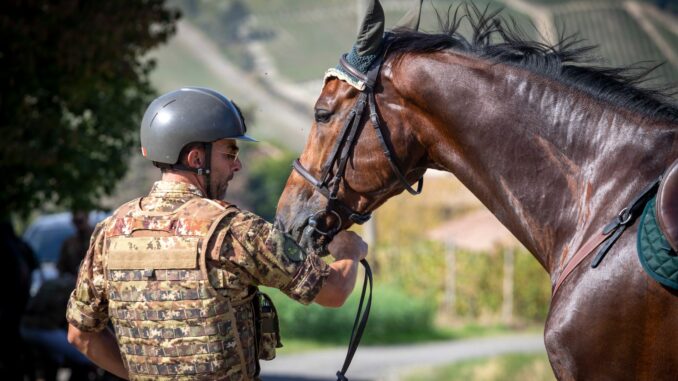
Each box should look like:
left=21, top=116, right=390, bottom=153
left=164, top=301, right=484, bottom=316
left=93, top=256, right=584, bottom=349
left=395, top=0, right=423, bottom=31
left=355, top=0, right=385, bottom=56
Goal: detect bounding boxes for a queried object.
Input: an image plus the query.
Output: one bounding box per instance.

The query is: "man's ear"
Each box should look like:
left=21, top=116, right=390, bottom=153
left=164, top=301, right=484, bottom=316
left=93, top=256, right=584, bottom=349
left=185, top=146, right=204, bottom=168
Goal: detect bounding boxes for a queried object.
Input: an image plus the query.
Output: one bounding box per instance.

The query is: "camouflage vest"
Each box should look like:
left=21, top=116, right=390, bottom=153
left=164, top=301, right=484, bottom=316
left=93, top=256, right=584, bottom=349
left=103, top=197, right=257, bottom=381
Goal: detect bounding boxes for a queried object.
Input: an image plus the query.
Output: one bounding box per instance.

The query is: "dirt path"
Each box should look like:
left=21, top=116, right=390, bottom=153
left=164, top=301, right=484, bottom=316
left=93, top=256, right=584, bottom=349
left=260, top=333, right=545, bottom=381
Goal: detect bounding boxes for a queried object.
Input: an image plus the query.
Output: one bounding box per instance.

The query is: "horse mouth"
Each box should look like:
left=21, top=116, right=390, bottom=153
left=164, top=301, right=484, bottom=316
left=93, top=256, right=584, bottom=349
left=275, top=215, right=332, bottom=257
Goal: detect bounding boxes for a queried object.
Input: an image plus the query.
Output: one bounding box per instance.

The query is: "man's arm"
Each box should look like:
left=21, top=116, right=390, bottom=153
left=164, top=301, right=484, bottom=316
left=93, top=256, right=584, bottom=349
left=314, top=231, right=368, bottom=307
left=67, top=324, right=129, bottom=379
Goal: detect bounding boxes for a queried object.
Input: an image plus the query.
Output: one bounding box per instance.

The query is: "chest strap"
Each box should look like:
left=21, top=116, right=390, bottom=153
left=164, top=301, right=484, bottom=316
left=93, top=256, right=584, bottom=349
left=553, top=178, right=661, bottom=296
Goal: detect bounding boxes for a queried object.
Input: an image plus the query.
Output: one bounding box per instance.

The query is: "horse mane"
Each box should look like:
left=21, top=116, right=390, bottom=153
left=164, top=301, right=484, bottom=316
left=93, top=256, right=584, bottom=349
left=388, top=4, right=678, bottom=123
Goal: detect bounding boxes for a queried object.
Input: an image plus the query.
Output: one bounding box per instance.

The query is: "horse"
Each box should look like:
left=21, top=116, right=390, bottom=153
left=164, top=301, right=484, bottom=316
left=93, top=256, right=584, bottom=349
left=275, top=1, right=678, bottom=379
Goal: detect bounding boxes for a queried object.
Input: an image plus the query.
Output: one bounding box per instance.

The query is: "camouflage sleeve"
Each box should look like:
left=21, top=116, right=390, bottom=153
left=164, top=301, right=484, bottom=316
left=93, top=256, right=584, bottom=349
left=225, top=211, right=331, bottom=305
left=65, top=217, right=110, bottom=332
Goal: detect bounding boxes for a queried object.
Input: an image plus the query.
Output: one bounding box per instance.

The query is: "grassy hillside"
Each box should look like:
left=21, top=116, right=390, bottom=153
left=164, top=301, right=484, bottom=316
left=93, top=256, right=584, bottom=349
left=250, top=0, right=536, bottom=82
left=168, top=0, right=677, bottom=88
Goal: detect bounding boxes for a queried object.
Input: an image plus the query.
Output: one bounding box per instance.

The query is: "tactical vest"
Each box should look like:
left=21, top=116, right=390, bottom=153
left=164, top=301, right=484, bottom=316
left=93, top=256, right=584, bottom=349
left=103, top=197, right=258, bottom=381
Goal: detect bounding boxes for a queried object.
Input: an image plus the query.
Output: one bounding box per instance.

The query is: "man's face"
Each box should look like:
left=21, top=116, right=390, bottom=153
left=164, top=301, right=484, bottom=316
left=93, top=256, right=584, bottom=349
left=210, top=139, right=241, bottom=200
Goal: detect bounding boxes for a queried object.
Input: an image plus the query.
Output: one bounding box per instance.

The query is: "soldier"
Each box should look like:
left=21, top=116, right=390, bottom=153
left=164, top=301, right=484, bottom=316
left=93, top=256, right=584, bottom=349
left=66, top=87, right=368, bottom=380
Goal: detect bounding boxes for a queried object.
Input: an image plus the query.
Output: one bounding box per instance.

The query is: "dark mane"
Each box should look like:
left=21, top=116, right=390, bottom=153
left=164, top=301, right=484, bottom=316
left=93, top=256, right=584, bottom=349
left=387, top=4, right=678, bottom=122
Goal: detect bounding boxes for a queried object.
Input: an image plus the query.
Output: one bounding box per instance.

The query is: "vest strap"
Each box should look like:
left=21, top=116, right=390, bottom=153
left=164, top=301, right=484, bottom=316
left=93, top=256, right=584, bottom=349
left=107, top=269, right=206, bottom=282
left=115, top=321, right=231, bottom=339
left=110, top=302, right=229, bottom=321
left=121, top=339, right=233, bottom=357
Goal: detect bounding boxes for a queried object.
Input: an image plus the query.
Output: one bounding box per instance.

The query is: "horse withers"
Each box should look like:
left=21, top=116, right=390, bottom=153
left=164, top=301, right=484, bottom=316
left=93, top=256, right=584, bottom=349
left=276, top=2, right=678, bottom=379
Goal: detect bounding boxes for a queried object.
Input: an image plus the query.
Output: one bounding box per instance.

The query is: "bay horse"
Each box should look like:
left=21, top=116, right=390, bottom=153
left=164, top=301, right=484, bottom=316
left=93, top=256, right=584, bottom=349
left=275, top=2, right=678, bottom=379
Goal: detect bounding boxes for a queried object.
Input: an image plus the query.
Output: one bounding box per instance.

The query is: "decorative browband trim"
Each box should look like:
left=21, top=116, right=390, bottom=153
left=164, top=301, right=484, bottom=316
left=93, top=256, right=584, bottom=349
left=325, top=68, right=366, bottom=91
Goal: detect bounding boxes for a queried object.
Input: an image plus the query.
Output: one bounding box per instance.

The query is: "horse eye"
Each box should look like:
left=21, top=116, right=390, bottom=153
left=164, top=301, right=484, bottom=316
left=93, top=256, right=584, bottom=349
left=314, top=109, right=333, bottom=123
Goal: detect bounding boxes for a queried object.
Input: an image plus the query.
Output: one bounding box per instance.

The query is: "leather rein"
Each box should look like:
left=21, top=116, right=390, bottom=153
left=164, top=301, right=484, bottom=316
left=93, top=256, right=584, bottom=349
left=293, top=51, right=423, bottom=236
left=292, top=48, right=423, bottom=381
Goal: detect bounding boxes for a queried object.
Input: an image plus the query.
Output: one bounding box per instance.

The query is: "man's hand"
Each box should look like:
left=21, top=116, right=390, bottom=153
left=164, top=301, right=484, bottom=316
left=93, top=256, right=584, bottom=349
left=328, top=231, right=368, bottom=262
left=314, top=231, right=368, bottom=307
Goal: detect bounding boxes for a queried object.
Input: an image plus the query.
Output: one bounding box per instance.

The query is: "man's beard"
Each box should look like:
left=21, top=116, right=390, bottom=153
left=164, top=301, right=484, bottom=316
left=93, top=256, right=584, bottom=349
left=215, top=182, right=229, bottom=201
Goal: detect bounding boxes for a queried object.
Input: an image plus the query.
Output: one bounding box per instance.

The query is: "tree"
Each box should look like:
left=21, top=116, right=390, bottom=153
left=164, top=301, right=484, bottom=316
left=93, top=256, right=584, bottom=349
left=0, top=0, right=180, bottom=218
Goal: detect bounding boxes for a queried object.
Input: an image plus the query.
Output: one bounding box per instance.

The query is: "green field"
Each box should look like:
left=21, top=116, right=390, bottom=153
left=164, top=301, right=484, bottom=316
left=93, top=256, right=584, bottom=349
left=404, top=352, right=556, bottom=381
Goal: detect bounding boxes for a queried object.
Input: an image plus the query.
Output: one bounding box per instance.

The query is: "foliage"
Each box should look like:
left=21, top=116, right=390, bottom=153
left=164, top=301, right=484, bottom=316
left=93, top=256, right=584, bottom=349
left=453, top=250, right=504, bottom=318
left=240, top=149, right=297, bottom=222
left=371, top=243, right=551, bottom=322
left=371, top=241, right=446, bottom=300
left=0, top=0, right=180, bottom=218
left=265, top=283, right=441, bottom=345
left=404, top=352, right=555, bottom=381
left=514, top=251, right=552, bottom=322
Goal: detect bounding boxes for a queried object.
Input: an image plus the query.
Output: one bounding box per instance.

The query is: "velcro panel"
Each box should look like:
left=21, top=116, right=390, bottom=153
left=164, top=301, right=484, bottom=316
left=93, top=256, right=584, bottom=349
left=108, top=236, right=199, bottom=270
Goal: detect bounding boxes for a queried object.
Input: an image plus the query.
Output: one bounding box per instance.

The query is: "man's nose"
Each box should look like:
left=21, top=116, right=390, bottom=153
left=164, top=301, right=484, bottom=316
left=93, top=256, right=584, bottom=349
left=233, top=158, right=242, bottom=171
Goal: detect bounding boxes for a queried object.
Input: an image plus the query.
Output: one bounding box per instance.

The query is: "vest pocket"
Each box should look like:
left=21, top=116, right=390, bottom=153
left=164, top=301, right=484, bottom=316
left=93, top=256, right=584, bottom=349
left=253, top=291, right=283, bottom=360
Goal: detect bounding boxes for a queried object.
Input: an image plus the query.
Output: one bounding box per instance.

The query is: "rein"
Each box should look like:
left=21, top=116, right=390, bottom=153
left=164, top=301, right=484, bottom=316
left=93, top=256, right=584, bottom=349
left=336, top=259, right=372, bottom=381
left=293, top=43, right=423, bottom=381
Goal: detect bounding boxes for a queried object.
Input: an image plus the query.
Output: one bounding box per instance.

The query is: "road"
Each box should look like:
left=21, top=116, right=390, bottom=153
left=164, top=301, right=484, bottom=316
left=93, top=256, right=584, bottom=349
left=260, top=334, right=545, bottom=381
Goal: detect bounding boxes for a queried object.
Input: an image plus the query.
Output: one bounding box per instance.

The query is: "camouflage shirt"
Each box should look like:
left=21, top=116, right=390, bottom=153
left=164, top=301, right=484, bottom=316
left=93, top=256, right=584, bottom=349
left=67, top=181, right=330, bottom=360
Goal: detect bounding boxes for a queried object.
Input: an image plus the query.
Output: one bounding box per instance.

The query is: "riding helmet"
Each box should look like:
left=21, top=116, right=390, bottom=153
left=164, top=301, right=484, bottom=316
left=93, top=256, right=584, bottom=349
left=140, top=87, right=256, bottom=164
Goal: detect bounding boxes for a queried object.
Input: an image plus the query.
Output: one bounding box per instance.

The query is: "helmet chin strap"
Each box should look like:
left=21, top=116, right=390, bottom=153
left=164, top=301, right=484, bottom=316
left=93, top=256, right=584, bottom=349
left=202, top=142, right=212, bottom=199
left=163, top=142, right=213, bottom=199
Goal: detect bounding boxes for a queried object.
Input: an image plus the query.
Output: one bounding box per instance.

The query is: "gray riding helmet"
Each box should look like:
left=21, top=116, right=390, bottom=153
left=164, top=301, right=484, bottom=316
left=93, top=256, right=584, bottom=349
left=140, top=87, right=257, bottom=164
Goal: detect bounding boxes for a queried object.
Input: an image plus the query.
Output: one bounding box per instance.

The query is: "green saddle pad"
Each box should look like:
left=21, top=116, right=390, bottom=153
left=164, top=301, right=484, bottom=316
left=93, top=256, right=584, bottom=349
left=637, top=196, right=678, bottom=290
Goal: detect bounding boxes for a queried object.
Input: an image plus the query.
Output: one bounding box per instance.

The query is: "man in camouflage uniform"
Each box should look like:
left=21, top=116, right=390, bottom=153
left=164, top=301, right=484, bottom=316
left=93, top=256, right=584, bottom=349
left=66, top=87, right=368, bottom=380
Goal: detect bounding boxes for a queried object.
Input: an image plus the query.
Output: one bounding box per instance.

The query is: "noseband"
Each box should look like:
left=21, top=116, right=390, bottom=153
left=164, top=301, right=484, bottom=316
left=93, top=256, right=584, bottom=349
left=293, top=49, right=424, bottom=236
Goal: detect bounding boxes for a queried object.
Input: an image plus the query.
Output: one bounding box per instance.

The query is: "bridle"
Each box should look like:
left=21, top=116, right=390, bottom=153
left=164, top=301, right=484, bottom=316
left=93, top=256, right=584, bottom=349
left=293, top=45, right=424, bottom=237
left=291, top=43, right=424, bottom=381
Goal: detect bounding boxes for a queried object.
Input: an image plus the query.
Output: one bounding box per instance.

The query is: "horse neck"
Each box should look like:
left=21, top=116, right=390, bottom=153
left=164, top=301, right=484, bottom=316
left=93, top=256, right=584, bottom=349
left=390, top=52, right=677, bottom=278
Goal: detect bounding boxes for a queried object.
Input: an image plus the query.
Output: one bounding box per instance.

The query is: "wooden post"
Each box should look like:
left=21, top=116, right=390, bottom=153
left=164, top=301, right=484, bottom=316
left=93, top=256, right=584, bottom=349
left=501, top=247, right=515, bottom=323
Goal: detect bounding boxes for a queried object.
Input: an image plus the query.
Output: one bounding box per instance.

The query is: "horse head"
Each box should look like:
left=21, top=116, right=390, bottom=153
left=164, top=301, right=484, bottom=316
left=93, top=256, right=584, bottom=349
left=275, top=0, right=427, bottom=254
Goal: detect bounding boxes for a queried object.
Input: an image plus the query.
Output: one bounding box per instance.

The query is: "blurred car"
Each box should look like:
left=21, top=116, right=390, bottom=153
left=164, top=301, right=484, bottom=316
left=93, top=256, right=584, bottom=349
left=23, top=211, right=108, bottom=294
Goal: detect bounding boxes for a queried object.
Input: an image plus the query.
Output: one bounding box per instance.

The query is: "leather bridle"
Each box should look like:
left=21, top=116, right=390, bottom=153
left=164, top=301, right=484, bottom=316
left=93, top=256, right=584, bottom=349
left=293, top=48, right=424, bottom=237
